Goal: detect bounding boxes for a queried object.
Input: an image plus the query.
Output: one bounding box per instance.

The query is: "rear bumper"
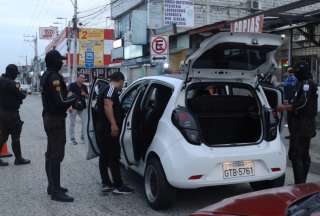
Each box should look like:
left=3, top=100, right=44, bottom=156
left=160, top=136, right=287, bottom=189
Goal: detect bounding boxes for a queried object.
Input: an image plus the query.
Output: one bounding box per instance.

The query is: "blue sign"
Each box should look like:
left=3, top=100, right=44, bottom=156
left=85, top=49, right=94, bottom=69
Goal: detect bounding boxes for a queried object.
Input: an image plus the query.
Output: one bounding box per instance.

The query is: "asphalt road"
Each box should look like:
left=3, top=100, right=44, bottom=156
left=0, top=95, right=319, bottom=216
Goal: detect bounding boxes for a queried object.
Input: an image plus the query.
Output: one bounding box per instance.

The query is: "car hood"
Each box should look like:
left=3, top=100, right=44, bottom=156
left=192, top=183, right=320, bottom=216
left=185, top=32, right=283, bottom=82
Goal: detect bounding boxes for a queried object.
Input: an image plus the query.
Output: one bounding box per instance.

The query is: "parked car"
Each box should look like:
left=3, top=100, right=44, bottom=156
left=191, top=182, right=320, bottom=216
left=87, top=32, right=287, bottom=210
left=20, top=84, right=32, bottom=95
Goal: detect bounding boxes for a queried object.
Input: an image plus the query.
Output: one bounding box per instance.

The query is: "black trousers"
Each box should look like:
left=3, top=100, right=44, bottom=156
left=43, top=115, right=66, bottom=162
left=43, top=114, right=66, bottom=192
left=0, top=110, right=24, bottom=160
left=289, top=135, right=311, bottom=184
left=95, top=122, right=123, bottom=188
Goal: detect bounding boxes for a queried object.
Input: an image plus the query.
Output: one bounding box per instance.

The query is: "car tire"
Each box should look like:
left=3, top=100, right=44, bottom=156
left=144, top=158, right=176, bottom=210
left=250, top=174, right=285, bottom=191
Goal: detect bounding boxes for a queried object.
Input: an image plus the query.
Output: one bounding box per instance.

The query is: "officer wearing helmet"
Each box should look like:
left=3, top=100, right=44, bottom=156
left=278, top=62, right=318, bottom=184
left=40, top=50, right=76, bottom=202
left=0, top=64, right=31, bottom=166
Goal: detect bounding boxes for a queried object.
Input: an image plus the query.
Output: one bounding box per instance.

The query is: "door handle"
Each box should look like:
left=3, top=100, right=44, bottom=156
left=127, top=122, right=131, bottom=130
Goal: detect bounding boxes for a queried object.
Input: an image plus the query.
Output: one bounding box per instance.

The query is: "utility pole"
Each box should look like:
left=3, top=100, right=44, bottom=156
left=71, top=0, right=78, bottom=82
left=24, top=34, right=40, bottom=91
left=67, top=21, right=72, bottom=80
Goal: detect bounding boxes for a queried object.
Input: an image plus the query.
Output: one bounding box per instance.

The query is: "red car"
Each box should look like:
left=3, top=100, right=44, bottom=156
left=192, top=183, right=320, bottom=216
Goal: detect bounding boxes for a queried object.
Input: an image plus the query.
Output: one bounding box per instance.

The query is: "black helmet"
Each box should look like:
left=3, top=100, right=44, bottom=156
left=45, top=50, right=66, bottom=71
left=5, top=64, right=19, bottom=80
left=293, top=62, right=312, bottom=81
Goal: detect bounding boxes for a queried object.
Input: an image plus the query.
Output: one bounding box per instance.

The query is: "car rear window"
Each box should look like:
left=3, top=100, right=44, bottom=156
left=193, top=43, right=277, bottom=70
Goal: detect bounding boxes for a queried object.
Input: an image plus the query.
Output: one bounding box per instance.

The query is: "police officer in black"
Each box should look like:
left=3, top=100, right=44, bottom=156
left=278, top=62, right=318, bottom=184
left=0, top=64, right=30, bottom=166
left=41, top=50, right=76, bottom=202
left=96, top=72, right=134, bottom=194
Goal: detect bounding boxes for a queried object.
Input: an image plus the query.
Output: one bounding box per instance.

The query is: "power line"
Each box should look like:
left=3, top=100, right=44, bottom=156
left=78, top=3, right=110, bottom=14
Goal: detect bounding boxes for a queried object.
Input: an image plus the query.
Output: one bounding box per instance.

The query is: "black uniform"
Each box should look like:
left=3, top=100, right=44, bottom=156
left=289, top=63, right=318, bottom=184
left=41, top=50, right=76, bottom=202
left=0, top=65, right=30, bottom=166
left=96, top=83, right=124, bottom=188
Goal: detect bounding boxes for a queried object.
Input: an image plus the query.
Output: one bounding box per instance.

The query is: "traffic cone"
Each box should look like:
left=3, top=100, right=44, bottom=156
left=0, top=143, right=13, bottom=158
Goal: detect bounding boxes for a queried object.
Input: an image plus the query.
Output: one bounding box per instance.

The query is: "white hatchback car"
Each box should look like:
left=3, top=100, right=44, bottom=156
left=87, top=32, right=287, bottom=210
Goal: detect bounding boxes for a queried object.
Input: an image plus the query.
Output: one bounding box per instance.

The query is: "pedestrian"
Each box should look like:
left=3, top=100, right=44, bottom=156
left=0, top=64, right=31, bottom=166
left=40, top=50, right=77, bottom=202
left=282, top=67, right=298, bottom=140
left=277, top=62, right=318, bottom=184
left=68, top=74, right=88, bottom=145
left=95, top=72, right=134, bottom=194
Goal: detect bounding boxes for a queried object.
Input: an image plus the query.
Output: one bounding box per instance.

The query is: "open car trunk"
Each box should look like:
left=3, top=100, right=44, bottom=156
left=187, top=83, right=262, bottom=146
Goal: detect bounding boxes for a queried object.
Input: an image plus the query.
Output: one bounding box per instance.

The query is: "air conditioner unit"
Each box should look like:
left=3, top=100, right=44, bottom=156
left=247, top=0, right=260, bottom=10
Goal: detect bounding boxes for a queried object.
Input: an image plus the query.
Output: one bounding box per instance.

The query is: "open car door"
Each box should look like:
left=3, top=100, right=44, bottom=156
left=120, top=81, right=149, bottom=166
left=86, top=79, right=108, bottom=160
left=184, top=32, right=283, bottom=82
left=262, top=85, right=283, bottom=130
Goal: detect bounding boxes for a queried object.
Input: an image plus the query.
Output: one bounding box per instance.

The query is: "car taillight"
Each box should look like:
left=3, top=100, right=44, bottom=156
left=172, top=107, right=201, bottom=145
left=264, top=108, right=278, bottom=141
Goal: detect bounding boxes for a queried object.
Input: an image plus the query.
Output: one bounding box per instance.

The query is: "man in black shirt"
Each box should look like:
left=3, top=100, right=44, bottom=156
left=278, top=62, right=318, bottom=184
left=40, top=50, right=76, bottom=202
left=96, top=72, right=134, bottom=194
left=68, top=74, right=88, bottom=145
left=0, top=64, right=30, bottom=166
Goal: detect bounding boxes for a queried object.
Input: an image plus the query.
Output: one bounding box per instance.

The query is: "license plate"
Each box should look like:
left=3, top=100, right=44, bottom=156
left=223, top=161, right=255, bottom=179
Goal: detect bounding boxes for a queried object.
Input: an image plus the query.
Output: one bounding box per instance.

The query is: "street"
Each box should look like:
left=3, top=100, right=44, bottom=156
left=0, top=95, right=319, bottom=216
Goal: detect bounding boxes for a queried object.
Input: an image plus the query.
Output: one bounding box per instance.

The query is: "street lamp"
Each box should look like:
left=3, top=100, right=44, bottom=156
left=56, top=17, right=68, bottom=27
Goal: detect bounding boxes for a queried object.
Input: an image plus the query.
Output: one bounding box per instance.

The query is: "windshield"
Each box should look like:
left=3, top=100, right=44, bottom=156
left=287, top=192, right=320, bottom=216
left=193, top=43, right=277, bottom=71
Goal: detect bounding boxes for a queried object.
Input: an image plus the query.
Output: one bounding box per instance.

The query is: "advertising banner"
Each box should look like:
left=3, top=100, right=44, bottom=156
left=164, top=0, right=194, bottom=27
left=79, top=28, right=104, bottom=41
left=230, top=15, right=264, bottom=33
left=79, top=28, right=104, bottom=67
left=39, top=27, right=58, bottom=40
left=79, top=40, right=104, bottom=67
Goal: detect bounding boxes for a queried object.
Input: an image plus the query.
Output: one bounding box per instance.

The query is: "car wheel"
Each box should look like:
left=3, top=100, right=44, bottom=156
left=144, top=158, right=176, bottom=210
left=250, top=174, right=285, bottom=191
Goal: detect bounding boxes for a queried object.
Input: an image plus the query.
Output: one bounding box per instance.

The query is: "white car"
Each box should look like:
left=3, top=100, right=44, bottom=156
left=87, top=32, right=287, bottom=210
left=20, top=84, right=32, bottom=94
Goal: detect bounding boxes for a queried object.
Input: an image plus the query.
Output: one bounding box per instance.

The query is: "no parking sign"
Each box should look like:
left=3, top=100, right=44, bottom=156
left=150, top=36, right=169, bottom=63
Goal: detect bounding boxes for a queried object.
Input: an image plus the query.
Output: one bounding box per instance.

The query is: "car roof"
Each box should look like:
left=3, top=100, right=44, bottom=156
left=139, top=74, right=184, bottom=86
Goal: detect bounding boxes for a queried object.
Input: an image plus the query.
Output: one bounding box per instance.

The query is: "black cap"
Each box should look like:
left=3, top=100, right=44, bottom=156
left=45, top=49, right=66, bottom=70
left=45, top=50, right=66, bottom=62
left=6, top=64, right=19, bottom=74
left=293, top=61, right=312, bottom=81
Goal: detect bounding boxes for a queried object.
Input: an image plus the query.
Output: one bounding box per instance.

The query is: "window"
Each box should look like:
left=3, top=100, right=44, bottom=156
left=193, top=43, right=277, bottom=70
left=121, top=83, right=144, bottom=113
left=142, top=83, right=173, bottom=112
left=231, top=87, right=254, bottom=97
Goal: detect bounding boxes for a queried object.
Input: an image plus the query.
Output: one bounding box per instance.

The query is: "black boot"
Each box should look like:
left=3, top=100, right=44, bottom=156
left=46, top=159, right=68, bottom=195
left=12, top=138, right=30, bottom=165
left=50, top=161, right=74, bottom=202
left=14, top=158, right=31, bottom=165
left=0, top=159, right=9, bottom=166
left=292, top=159, right=307, bottom=184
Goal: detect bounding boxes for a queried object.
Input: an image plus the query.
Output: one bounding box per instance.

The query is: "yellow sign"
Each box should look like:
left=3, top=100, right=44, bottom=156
left=79, top=28, right=105, bottom=67
left=79, top=28, right=104, bottom=41
left=79, top=40, right=104, bottom=67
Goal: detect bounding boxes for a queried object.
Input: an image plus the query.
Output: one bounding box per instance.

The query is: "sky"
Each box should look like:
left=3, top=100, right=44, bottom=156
left=0, top=0, right=110, bottom=73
